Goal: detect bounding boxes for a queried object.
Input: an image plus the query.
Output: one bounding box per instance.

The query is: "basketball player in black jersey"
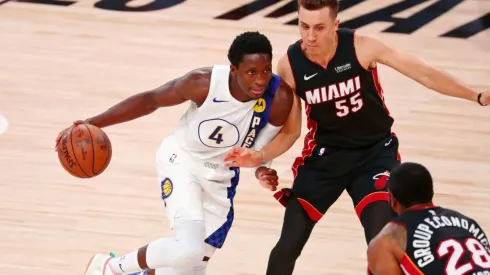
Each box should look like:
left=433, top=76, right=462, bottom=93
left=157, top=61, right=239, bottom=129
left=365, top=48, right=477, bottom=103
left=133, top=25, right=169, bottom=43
left=368, top=162, right=490, bottom=275
left=223, top=0, right=489, bottom=274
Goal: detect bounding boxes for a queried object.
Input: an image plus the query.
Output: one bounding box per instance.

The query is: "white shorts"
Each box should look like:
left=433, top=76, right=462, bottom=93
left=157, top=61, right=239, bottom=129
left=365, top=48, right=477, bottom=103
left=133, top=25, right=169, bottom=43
left=155, top=137, right=239, bottom=249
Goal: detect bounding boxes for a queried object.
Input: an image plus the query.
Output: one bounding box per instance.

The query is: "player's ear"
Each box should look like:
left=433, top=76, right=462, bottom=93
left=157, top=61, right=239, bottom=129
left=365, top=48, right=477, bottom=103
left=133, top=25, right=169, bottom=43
left=333, top=19, right=339, bottom=31
left=230, top=64, right=238, bottom=76
left=388, top=193, right=396, bottom=211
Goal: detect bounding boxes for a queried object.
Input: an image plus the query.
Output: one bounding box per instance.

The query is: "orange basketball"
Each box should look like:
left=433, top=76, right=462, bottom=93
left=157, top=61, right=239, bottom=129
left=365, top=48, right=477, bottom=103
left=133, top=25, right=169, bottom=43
left=57, top=123, right=112, bottom=178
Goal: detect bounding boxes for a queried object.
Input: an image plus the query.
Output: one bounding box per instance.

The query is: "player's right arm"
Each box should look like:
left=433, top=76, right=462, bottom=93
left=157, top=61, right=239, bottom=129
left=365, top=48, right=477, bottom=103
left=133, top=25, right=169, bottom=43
left=367, top=222, right=406, bottom=275
left=82, top=67, right=211, bottom=128
left=55, top=67, right=211, bottom=147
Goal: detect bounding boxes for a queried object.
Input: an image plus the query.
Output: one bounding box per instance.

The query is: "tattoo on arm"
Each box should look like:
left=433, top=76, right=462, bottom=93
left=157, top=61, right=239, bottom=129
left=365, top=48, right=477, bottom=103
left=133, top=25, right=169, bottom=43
left=381, top=222, right=407, bottom=252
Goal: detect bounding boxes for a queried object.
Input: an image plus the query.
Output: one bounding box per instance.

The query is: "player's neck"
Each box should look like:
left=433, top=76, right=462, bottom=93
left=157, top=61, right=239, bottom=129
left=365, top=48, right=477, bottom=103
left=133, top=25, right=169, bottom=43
left=405, top=203, right=435, bottom=212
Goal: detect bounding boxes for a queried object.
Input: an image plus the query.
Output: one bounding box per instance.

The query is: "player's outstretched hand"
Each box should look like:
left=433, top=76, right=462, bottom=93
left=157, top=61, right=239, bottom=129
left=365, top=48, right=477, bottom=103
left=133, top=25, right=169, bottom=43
left=480, top=90, right=490, bottom=106
left=256, top=166, right=279, bottom=191
left=223, top=147, right=265, bottom=168
left=54, top=120, right=85, bottom=151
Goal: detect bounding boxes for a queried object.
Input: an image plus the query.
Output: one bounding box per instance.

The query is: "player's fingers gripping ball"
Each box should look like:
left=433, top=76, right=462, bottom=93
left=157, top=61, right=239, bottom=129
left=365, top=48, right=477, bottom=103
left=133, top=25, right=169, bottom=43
left=57, top=123, right=112, bottom=178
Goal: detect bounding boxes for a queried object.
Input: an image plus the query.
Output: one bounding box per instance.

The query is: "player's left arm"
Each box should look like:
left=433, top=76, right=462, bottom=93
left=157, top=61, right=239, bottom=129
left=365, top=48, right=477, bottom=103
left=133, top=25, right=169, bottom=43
left=248, top=79, right=294, bottom=191
left=223, top=54, right=301, bottom=169
left=250, top=79, right=294, bottom=162
left=367, top=222, right=406, bottom=275
left=355, top=33, right=489, bottom=106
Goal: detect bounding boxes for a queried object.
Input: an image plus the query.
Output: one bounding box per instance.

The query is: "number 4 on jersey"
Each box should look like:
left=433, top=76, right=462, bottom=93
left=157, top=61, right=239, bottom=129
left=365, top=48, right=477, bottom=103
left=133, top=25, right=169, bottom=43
left=209, top=126, right=224, bottom=144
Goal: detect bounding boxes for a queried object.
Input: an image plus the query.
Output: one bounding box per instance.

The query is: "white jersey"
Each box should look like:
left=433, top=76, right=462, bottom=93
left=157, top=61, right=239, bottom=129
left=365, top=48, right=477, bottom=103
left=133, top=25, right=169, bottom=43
left=158, top=65, right=281, bottom=181
left=155, top=65, right=283, bottom=247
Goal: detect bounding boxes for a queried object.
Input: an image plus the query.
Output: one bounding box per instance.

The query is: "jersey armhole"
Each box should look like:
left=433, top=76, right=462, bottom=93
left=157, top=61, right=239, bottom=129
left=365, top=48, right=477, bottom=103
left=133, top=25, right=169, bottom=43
left=400, top=253, right=424, bottom=275
left=352, top=30, right=373, bottom=72
left=285, top=53, right=297, bottom=92
left=197, top=65, right=222, bottom=110
left=390, top=220, right=406, bottom=228
left=285, top=43, right=301, bottom=94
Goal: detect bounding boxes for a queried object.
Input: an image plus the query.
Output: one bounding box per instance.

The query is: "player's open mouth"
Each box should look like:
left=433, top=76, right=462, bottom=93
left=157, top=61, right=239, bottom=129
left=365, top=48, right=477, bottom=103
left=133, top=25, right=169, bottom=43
left=251, top=88, right=264, bottom=95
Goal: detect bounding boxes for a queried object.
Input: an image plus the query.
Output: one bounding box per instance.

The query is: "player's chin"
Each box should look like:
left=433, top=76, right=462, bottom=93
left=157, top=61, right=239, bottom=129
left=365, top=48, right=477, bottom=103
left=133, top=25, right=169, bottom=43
left=306, top=45, right=320, bottom=53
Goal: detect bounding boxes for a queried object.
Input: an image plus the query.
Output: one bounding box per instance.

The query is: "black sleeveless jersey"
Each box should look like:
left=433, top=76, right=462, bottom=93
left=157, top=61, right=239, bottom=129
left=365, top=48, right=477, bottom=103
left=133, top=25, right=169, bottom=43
left=287, top=28, right=394, bottom=149
left=393, top=205, right=490, bottom=275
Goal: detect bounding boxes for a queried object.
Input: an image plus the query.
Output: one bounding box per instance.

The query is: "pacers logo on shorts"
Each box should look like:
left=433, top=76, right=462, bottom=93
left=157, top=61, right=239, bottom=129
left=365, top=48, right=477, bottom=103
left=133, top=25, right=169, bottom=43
left=253, top=98, right=266, bottom=113
left=161, top=178, right=173, bottom=199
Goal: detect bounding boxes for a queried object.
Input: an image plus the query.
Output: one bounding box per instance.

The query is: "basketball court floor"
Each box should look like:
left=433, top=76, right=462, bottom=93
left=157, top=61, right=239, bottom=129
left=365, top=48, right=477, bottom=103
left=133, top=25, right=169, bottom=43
left=0, top=0, right=489, bottom=274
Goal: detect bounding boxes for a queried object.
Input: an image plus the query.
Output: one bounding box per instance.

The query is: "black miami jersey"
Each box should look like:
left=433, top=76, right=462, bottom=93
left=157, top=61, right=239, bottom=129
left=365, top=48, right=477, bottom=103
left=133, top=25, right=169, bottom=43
left=287, top=28, right=394, bottom=150
left=393, top=205, right=490, bottom=275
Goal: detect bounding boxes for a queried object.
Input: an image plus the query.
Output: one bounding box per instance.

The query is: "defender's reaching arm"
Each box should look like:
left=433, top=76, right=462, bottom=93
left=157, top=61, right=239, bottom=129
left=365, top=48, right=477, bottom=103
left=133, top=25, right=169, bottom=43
left=355, top=33, right=489, bottom=106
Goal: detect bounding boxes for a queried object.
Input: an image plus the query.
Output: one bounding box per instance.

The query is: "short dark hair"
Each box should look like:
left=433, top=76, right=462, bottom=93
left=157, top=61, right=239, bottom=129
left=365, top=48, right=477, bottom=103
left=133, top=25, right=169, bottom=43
left=298, top=0, right=339, bottom=18
left=227, top=31, right=273, bottom=67
left=387, top=162, right=434, bottom=208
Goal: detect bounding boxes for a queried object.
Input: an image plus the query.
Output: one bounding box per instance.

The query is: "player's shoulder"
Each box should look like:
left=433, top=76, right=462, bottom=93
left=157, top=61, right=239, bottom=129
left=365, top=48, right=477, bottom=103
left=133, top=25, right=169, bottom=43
left=267, top=74, right=294, bottom=126
left=178, top=66, right=221, bottom=93
left=351, top=30, right=386, bottom=53
left=273, top=74, right=294, bottom=103
left=183, top=66, right=213, bottom=83
left=380, top=220, right=407, bottom=236
left=283, top=40, right=303, bottom=63
left=276, top=53, right=296, bottom=89
left=277, top=52, right=291, bottom=68
left=368, top=221, right=405, bottom=257
left=285, top=40, right=304, bottom=59
left=369, top=220, right=408, bottom=253
left=285, top=39, right=302, bottom=51
left=439, top=206, right=476, bottom=222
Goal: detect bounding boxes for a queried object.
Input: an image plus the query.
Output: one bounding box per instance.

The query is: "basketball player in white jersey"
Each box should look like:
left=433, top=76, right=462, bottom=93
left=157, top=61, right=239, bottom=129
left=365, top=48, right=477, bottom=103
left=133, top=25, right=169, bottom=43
left=55, top=31, right=295, bottom=275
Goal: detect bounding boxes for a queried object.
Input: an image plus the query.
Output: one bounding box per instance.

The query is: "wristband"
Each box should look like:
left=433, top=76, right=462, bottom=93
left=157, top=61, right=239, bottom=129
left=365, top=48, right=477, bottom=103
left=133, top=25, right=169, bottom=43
left=477, top=92, right=487, bottom=106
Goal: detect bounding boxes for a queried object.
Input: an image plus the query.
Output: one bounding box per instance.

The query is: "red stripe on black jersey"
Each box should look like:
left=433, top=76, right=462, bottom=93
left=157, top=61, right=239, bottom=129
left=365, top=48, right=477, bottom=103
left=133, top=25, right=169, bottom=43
left=401, top=254, right=425, bottom=275
left=291, top=104, right=317, bottom=179
left=372, top=66, right=391, bottom=115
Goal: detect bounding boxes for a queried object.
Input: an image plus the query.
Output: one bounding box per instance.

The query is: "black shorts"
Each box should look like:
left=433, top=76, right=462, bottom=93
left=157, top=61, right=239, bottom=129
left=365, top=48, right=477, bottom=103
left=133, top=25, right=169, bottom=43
left=275, top=134, right=400, bottom=222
